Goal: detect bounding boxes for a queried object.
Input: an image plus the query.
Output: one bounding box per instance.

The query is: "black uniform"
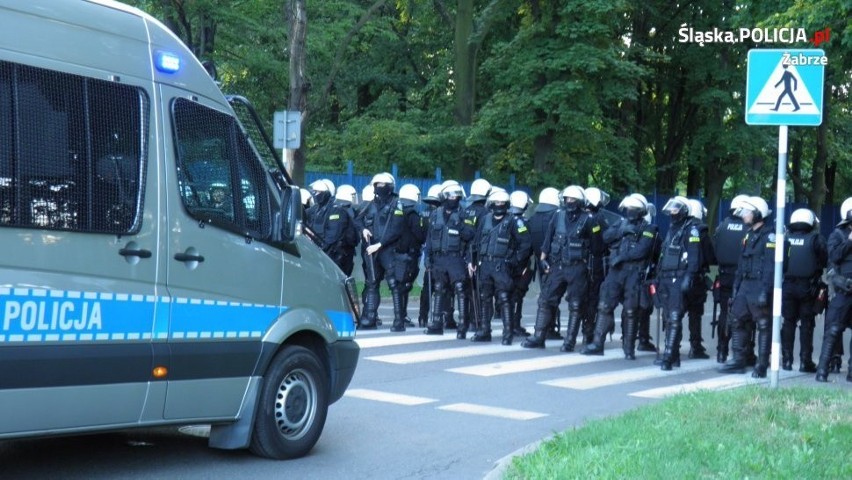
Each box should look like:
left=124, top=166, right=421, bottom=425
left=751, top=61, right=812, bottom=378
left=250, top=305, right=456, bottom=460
left=585, top=207, right=623, bottom=344
left=417, top=204, right=437, bottom=327
left=684, top=218, right=715, bottom=359
left=781, top=225, right=827, bottom=371
left=508, top=208, right=535, bottom=338
left=815, top=224, right=852, bottom=382
left=354, top=192, right=404, bottom=329
left=424, top=204, right=475, bottom=336
left=471, top=211, right=531, bottom=344
left=720, top=221, right=776, bottom=377
left=581, top=217, right=658, bottom=356
left=305, top=194, right=358, bottom=274
left=655, top=217, right=702, bottom=369
left=464, top=200, right=488, bottom=330
left=331, top=199, right=360, bottom=276
left=526, top=204, right=560, bottom=338
left=713, top=213, right=748, bottom=363
left=389, top=202, right=427, bottom=331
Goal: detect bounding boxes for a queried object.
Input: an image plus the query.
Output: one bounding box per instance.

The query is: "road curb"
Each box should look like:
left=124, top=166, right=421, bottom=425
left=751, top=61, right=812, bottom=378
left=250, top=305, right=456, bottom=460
left=483, top=433, right=557, bottom=480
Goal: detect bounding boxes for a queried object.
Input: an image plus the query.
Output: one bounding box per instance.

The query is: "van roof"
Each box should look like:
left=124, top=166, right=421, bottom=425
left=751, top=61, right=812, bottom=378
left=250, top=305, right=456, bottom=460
left=0, top=0, right=224, bottom=104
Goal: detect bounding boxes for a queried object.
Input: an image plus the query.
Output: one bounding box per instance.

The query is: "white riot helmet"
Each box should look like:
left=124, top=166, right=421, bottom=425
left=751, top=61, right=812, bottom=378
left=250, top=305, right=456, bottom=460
left=335, top=184, right=358, bottom=205
left=440, top=180, right=465, bottom=209
left=371, top=172, right=395, bottom=200
left=309, top=178, right=335, bottom=206
left=538, top=187, right=560, bottom=207
left=469, top=178, right=492, bottom=202
left=424, top=184, right=442, bottom=207
left=561, top=185, right=586, bottom=211
left=789, top=208, right=816, bottom=229
left=688, top=199, right=706, bottom=221
left=585, top=187, right=610, bottom=209
left=361, top=184, right=375, bottom=203
left=619, top=194, right=648, bottom=221
left=300, top=188, right=313, bottom=208
left=509, top=191, right=530, bottom=214
left=841, top=197, right=852, bottom=225
left=735, top=196, right=771, bottom=224
left=398, top=184, right=421, bottom=206
left=662, top=196, right=691, bottom=223
left=730, top=194, right=749, bottom=214
left=486, top=189, right=511, bottom=216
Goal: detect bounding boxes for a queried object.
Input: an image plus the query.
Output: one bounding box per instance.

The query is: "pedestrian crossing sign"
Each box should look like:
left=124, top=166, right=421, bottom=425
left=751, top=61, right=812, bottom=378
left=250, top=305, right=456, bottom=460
left=745, top=49, right=825, bottom=126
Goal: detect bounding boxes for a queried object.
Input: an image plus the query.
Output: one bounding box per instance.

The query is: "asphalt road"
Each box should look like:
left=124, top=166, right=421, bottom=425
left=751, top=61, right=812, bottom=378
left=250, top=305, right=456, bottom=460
left=2, top=296, right=848, bottom=480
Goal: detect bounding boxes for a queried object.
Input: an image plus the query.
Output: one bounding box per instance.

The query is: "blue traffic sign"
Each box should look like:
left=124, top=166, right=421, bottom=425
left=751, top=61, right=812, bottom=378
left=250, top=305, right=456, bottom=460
left=745, top=49, right=825, bottom=126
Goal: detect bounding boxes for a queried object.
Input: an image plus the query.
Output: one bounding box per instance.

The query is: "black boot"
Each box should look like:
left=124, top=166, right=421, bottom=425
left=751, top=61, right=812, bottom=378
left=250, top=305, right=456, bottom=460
left=418, top=280, right=430, bottom=328
left=513, top=300, right=530, bottom=337
left=622, top=309, right=638, bottom=360
left=798, top=318, right=816, bottom=372
left=716, top=314, right=729, bottom=363
left=780, top=317, right=796, bottom=370
left=454, top=283, right=470, bottom=339
left=687, top=311, right=709, bottom=359
left=471, top=292, right=493, bottom=342
left=546, top=305, right=563, bottom=340
left=359, top=283, right=380, bottom=330
left=718, top=324, right=746, bottom=374
left=443, top=290, right=457, bottom=330
left=815, top=323, right=843, bottom=381
left=560, top=303, right=582, bottom=353
left=424, top=290, right=444, bottom=335
left=751, top=319, right=771, bottom=378
left=389, top=281, right=406, bottom=332
left=500, top=292, right=514, bottom=345
left=636, top=308, right=657, bottom=352
left=581, top=308, right=612, bottom=356
left=661, top=312, right=681, bottom=371
left=521, top=303, right=550, bottom=349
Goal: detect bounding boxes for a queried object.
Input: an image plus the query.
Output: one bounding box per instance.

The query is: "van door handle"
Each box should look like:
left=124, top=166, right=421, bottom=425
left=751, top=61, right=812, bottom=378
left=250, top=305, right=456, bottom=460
left=174, top=252, right=205, bottom=263
left=119, top=247, right=152, bottom=259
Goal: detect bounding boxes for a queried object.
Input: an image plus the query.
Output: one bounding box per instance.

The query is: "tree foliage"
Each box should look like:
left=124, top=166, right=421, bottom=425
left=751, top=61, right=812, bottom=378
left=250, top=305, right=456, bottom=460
left=123, top=0, right=851, bottom=210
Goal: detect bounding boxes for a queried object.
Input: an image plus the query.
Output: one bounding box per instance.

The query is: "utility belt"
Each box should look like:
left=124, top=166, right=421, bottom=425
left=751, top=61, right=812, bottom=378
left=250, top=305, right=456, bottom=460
left=658, top=270, right=684, bottom=279
left=480, top=255, right=509, bottom=263
left=554, top=258, right=586, bottom=266
left=434, top=251, right=463, bottom=257
left=743, top=271, right=763, bottom=280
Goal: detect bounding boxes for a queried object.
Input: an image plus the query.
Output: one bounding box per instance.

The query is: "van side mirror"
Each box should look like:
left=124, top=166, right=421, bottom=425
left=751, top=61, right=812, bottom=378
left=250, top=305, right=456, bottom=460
left=281, top=185, right=302, bottom=242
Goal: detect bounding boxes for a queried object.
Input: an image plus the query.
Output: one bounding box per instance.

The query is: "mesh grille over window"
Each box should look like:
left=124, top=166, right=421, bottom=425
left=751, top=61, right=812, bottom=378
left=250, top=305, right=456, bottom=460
left=0, top=61, right=148, bottom=234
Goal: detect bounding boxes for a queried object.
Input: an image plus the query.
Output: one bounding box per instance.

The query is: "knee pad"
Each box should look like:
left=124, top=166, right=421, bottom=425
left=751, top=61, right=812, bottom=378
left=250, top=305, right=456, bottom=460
left=756, top=318, right=771, bottom=332
left=497, top=290, right=511, bottom=305
left=387, top=277, right=399, bottom=291
left=433, top=282, right=446, bottom=294
left=454, top=281, right=466, bottom=295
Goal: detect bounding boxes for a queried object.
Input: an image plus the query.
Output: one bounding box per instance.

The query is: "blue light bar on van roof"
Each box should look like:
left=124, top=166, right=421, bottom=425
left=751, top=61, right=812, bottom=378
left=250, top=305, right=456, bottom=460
left=155, top=51, right=180, bottom=73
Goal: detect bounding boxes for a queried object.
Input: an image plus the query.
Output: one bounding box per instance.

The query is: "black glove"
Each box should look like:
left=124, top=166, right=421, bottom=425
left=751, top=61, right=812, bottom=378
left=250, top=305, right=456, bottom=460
left=680, top=275, right=693, bottom=294
left=539, top=259, right=551, bottom=273
left=757, top=291, right=769, bottom=308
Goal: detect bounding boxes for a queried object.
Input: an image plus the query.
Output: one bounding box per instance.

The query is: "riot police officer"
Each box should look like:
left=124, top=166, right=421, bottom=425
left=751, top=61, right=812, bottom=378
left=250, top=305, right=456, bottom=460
left=390, top=184, right=428, bottom=331
left=782, top=208, right=827, bottom=372
left=684, top=199, right=715, bottom=359
left=354, top=172, right=404, bottom=330
left=719, top=196, right=775, bottom=378
left=424, top=182, right=475, bottom=337
left=471, top=190, right=531, bottom=344
left=584, top=187, right=621, bottom=346
left=508, top=190, right=534, bottom=338
left=654, top=196, right=702, bottom=370
left=332, top=184, right=360, bottom=276
left=713, top=194, right=749, bottom=363
left=524, top=186, right=602, bottom=349
left=815, top=197, right=852, bottom=382
left=581, top=194, right=657, bottom=357
left=464, top=178, right=491, bottom=331
left=418, top=184, right=443, bottom=327
left=305, top=179, right=358, bottom=274
left=528, top=188, right=562, bottom=339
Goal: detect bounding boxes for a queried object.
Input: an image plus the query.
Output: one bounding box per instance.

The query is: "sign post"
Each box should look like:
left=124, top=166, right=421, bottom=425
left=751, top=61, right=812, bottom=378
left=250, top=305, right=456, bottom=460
left=745, top=49, right=825, bottom=388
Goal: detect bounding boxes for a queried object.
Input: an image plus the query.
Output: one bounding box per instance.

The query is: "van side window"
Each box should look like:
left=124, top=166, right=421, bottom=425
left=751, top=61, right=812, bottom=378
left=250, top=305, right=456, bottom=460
left=171, top=98, right=270, bottom=238
left=0, top=61, right=148, bottom=233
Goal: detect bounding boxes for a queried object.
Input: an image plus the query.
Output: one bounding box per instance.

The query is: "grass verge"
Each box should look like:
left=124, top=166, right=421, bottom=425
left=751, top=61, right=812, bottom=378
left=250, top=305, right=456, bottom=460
left=505, top=386, right=851, bottom=479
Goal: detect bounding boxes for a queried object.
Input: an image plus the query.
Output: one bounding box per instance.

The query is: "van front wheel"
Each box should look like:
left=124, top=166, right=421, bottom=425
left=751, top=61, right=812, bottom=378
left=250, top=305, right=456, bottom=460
left=250, top=345, right=329, bottom=459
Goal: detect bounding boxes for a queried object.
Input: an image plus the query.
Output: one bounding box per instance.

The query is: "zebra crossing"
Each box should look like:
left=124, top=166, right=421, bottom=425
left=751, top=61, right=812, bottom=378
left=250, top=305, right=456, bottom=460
left=345, top=318, right=811, bottom=420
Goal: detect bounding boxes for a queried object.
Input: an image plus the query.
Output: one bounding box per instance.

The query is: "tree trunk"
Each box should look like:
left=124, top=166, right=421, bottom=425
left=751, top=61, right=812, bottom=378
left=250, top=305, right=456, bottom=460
left=286, top=0, right=308, bottom=185
left=808, top=80, right=829, bottom=213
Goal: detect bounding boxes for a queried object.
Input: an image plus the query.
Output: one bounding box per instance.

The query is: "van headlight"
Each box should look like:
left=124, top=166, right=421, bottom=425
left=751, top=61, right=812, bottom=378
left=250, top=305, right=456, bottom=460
left=344, top=277, right=361, bottom=325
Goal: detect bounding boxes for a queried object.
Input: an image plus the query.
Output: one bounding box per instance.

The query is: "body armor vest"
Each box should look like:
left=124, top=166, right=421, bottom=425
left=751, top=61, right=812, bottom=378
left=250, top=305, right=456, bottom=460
left=739, top=226, right=770, bottom=279
left=715, top=217, right=746, bottom=267
left=479, top=215, right=512, bottom=258
left=363, top=199, right=395, bottom=241
left=785, top=231, right=819, bottom=279
left=429, top=209, right=464, bottom=253
left=550, top=210, right=589, bottom=262
left=613, top=221, right=649, bottom=265
left=659, top=221, right=689, bottom=273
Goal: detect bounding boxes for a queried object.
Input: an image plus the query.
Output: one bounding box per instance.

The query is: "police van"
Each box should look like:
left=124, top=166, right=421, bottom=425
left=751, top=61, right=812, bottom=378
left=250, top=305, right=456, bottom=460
left=0, top=0, right=359, bottom=459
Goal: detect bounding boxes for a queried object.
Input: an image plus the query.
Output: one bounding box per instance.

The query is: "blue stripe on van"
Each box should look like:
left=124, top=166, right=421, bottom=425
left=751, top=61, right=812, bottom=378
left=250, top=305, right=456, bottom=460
left=0, top=288, right=356, bottom=343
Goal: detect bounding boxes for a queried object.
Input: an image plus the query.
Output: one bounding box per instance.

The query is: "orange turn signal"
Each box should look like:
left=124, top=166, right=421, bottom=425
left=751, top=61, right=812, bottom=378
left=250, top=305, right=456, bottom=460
left=153, top=366, right=168, bottom=378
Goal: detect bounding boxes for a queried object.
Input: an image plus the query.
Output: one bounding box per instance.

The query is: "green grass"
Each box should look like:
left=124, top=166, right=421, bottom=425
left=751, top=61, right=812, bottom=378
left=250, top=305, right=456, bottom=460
left=354, top=280, right=423, bottom=297
left=505, top=386, right=851, bottom=479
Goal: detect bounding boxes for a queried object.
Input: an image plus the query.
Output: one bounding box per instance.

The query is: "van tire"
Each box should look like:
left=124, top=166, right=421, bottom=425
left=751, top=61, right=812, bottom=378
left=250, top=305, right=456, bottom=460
left=249, top=345, right=329, bottom=459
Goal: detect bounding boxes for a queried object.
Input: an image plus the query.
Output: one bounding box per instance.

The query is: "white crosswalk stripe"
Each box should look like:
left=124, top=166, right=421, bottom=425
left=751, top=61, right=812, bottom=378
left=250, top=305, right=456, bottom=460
left=344, top=388, right=438, bottom=405
left=367, top=343, right=525, bottom=364
left=437, top=403, right=548, bottom=421
left=629, top=370, right=810, bottom=398
left=447, top=350, right=655, bottom=377
left=356, top=334, right=450, bottom=349
left=541, top=359, right=718, bottom=390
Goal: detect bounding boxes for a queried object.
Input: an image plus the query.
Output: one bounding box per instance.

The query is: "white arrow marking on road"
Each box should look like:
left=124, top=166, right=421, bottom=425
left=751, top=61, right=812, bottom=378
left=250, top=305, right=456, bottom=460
left=628, top=370, right=809, bottom=399
left=438, top=403, right=548, bottom=420
left=447, top=349, right=655, bottom=377
left=541, top=359, right=718, bottom=390
left=344, top=388, right=438, bottom=405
